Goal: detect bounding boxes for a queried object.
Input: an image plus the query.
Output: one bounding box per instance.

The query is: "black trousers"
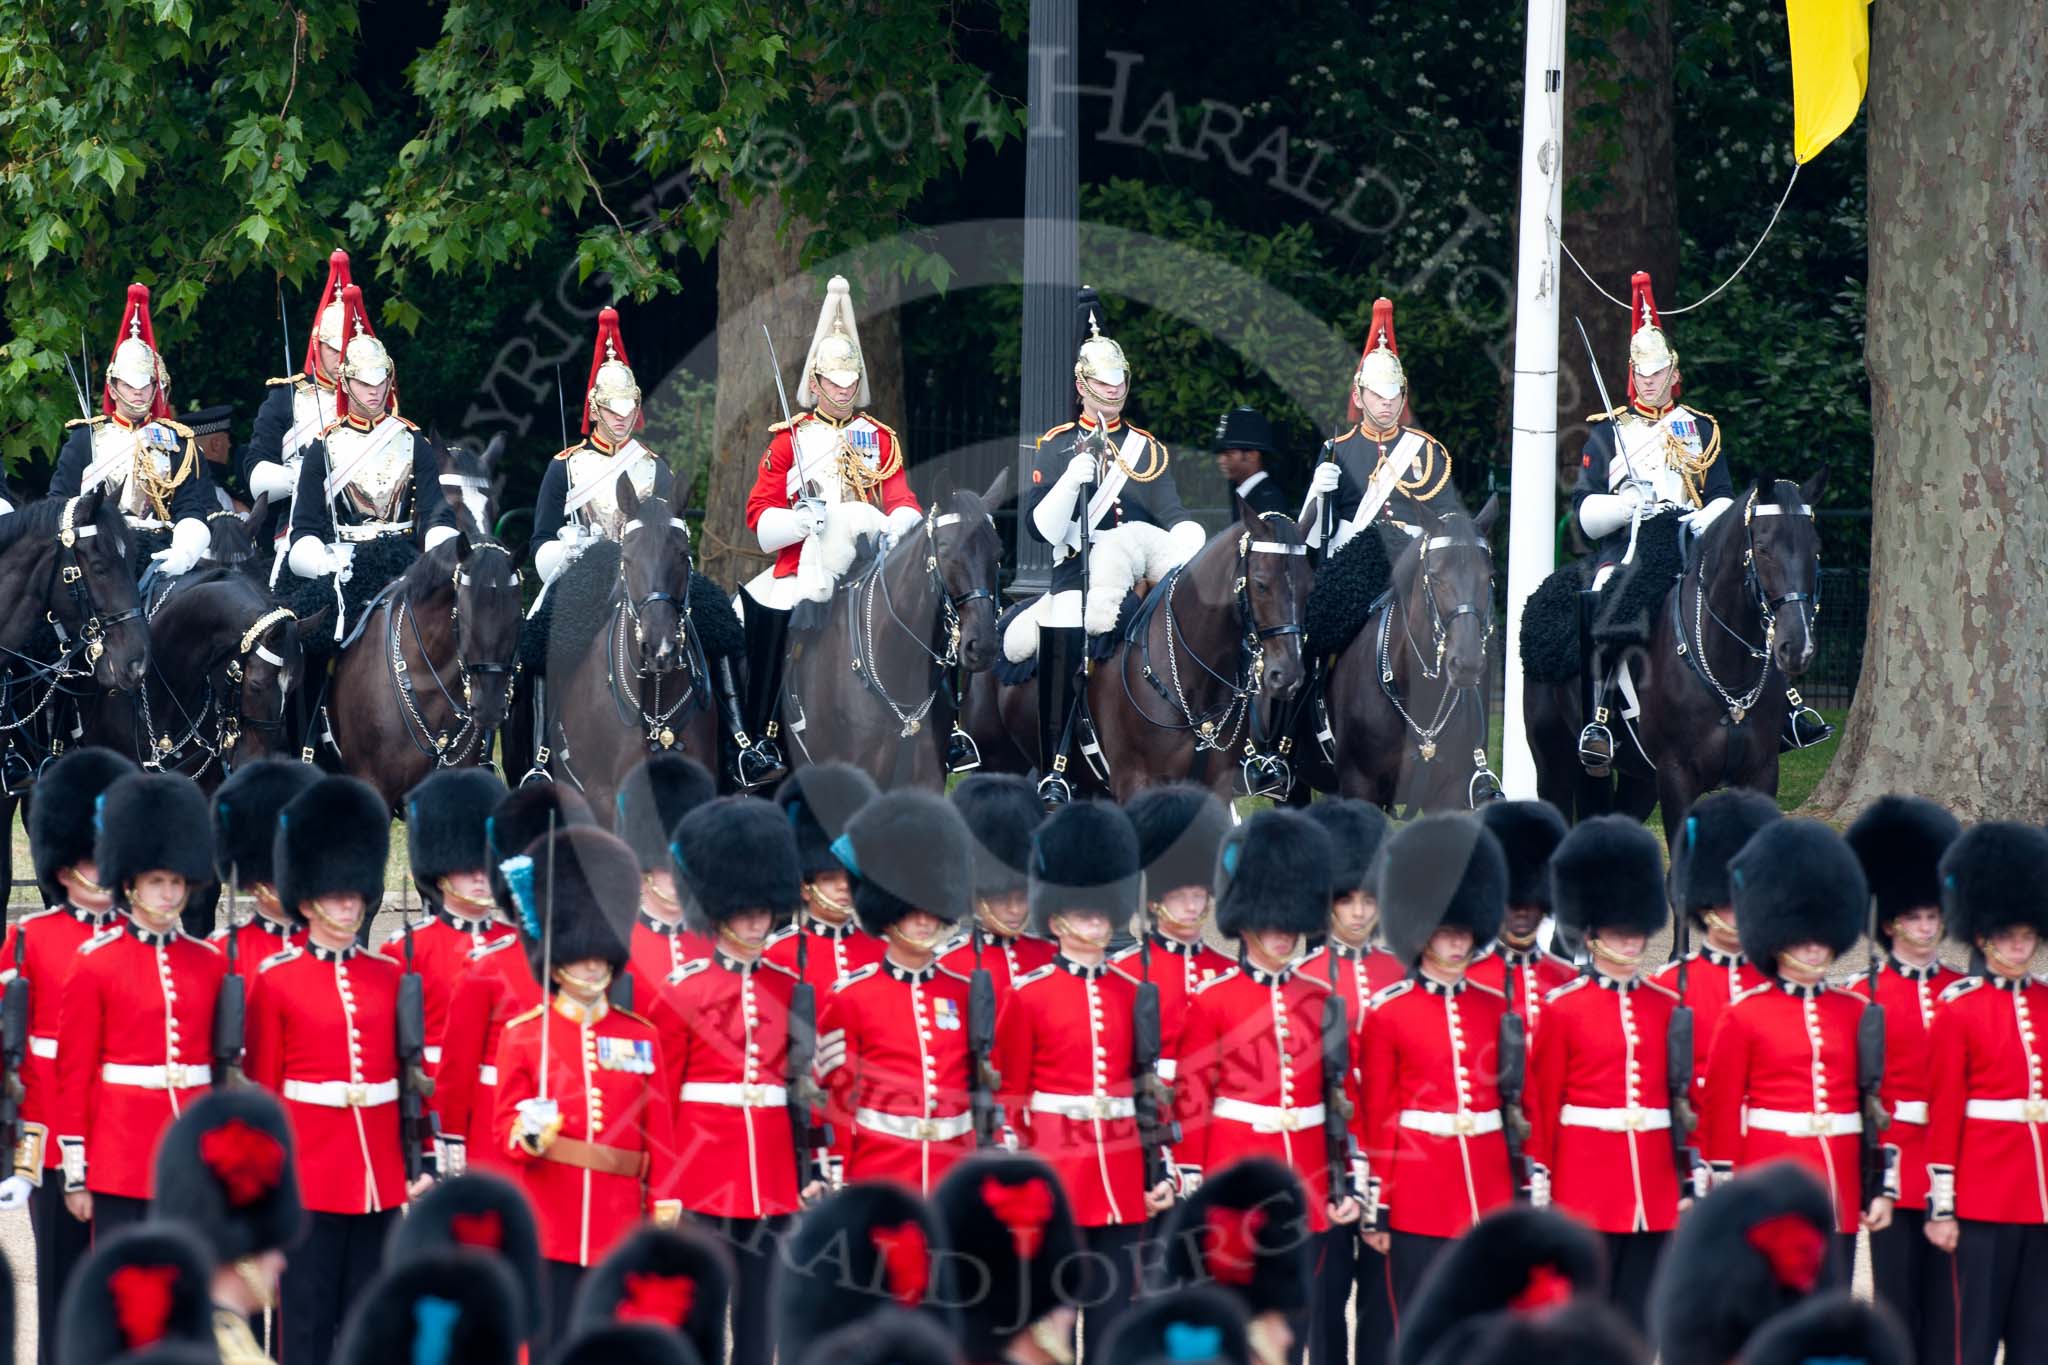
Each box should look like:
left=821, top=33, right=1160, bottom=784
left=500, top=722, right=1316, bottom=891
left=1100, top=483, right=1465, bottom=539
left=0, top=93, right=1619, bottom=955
left=699, top=1213, right=791, bottom=1365
left=1072, top=1222, right=1148, bottom=1351
left=1831, top=1232, right=1857, bottom=1289
left=30, top=1180, right=91, bottom=1365
left=1601, top=1231, right=1667, bottom=1334
left=1387, top=1230, right=1453, bottom=1351
left=1869, top=1208, right=1958, bottom=1364
left=279, top=1209, right=398, bottom=1365
left=1314, top=1227, right=1393, bottom=1365
left=540, top=1258, right=587, bottom=1356
left=90, top=1191, right=150, bottom=1238
left=1952, top=1220, right=2048, bottom=1365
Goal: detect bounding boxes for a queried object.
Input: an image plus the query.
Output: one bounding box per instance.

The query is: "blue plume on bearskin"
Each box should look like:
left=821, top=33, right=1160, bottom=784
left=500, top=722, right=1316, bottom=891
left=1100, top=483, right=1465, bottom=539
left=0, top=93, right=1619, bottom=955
left=1214, top=808, right=1333, bottom=939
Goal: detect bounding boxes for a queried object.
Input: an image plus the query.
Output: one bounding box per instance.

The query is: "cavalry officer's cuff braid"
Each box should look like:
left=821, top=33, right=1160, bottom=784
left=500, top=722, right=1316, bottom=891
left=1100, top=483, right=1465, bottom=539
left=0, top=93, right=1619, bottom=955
left=58, top=1137, right=85, bottom=1193
left=1927, top=1164, right=1957, bottom=1221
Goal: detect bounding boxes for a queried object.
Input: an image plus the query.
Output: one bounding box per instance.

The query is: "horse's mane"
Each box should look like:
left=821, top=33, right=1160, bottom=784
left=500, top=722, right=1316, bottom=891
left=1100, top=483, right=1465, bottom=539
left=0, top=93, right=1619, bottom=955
left=0, top=497, right=69, bottom=558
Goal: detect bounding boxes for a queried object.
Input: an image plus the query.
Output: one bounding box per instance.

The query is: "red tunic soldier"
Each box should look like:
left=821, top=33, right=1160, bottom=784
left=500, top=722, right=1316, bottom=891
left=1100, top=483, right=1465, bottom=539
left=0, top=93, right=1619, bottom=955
left=667, top=796, right=816, bottom=1365
left=56, top=772, right=223, bottom=1237
left=815, top=791, right=979, bottom=1193
left=209, top=758, right=317, bottom=978
left=246, top=775, right=413, bottom=1365
left=1699, top=819, right=1893, bottom=1268
left=4, top=746, right=135, bottom=1361
left=1158, top=1158, right=1316, bottom=1365
left=1842, top=794, right=1964, bottom=1362
left=1923, top=822, right=2048, bottom=1365
left=1526, top=815, right=1684, bottom=1330
left=1468, top=801, right=1575, bottom=1039
left=930, top=1152, right=1087, bottom=1365
left=614, top=753, right=718, bottom=1013
left=1356, top=813, right=1515, bottom=1310
left=492, top=827, right=682, bottom=1345
left=563, top=1225, right=734, bottom=1365
left=1651, top=789, right=1779, bottom=1098
left=938, top=773, right=1055, bottom=1005
left=995, top=802, right=1174, bottom=1342
left=764, top=764, right=887, bottom=993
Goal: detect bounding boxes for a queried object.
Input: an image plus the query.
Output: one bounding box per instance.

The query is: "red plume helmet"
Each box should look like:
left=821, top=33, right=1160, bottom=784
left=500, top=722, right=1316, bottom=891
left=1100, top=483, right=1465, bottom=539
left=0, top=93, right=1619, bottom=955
left=583, top=306, right=643, bottom=436
left=331, top=284, right=396, bottom=421
left=1626, top=270, right=1679, bottom=402
left=304, top=248, right=354, bottom=379
left=104, top=282, right=173, bottom=421
left=1348, top=295, right=1410, bottom=426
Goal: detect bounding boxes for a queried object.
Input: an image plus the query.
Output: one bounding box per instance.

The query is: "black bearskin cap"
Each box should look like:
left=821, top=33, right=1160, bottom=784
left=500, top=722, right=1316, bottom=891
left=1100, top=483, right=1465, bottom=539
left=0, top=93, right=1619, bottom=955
left=95, top=771, right=215, bottom=897
left=1127, top=784, right=1233, bottom=898
left=1550, top=815, right=1669, bottom=940
left=837, top=790, right=974, bottom=936
left=952, top=773, right=1043, bottom=898
left=1671, top=789, right=1781, bottom=919
left=778, top=762, right=880, bottom=878
left=1476, top=800, right=1568, bottom=910
left=571, top=1224, right=733, bottom=1365
left=672, top=796, right=802, bottom=931
left=404, top=766, right=509, bottom=890
left=213, top=756, right=318, bottom=888
left=150, top=1086, right=303, bottom=1264
left=1729, top=818, right=1867, bottom=972
left=1215, top=809, right=1333, bottom=939
left=386, top=1173, right=544, bottom=1342
left=518, top=827, right=639, bottom=986
left=1028, top=801, right=1139, bottom=935
left=1843, top=795, right=1961, bottom=944
left=332, top=1249, right=523, bottom=1365
left=1393, top=1204, right=1606, bottom=1365
left=932, top=1152, right=1084, bottom=1362
left=1099, top=1286, right=1252, bottom=1365
left=773, top=1182, right=945, bottom=1364
left=1411, top=1300, right=1645, bottom=1365
left=802, top=1308, right=962, bottom=1365
left=554, top=1324, right=704, bottom=1365
left=486, top=782, right=596, bottom=919
left=1740, top=1290, right=1911, bottom=1365
left=1649, top=1161, right=1839, bottom=1365
left=1377, top=815, right=1507, bottom=968
left=1160, top=1158, right=1314, bottom=1317
left=1304, top=798, right=1390, bottom=898
left=30, top=745, right=137, bottom=903
left=1939, top=821, right=2048, bottom=945
left=274, top=775, right=388, bottom=924
left=56, top=1224, right=215, bottom=1363
left=616, top=753, right=717, bottom=871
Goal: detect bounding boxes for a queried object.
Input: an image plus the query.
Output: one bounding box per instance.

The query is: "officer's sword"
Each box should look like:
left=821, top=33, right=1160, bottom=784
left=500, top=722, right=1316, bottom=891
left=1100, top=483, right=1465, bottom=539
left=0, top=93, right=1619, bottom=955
left=537, top=812, right=556, bottom=1104
left=279, top=286, right=293, bottom=376
left=1573, top=315, right=1651, bottom=567
left=762, top=325, right=819, bottom=502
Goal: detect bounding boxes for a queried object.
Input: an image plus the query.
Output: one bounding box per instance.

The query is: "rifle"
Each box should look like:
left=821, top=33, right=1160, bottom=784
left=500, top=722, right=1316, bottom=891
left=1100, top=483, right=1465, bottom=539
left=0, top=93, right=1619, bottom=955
left=396, top=882, right=437, bottom=1183
left=1321, top=938, right=1359, bottom=1210
left=967, top=924, right=1005, bottom=1149
left=0, top=924, right=29, bottom=1162
left=1858, top=895, right=1893, bottom=1208
left=786, top=922, right=834, bottom=1195
left=1668, top=908, right=1701, bottom=1196
left=1132, top=919, right=1179, bottom=1194
left=1500, top=964, right=1531, bottom=1197
left=214, top=869, right=247, bottom=1087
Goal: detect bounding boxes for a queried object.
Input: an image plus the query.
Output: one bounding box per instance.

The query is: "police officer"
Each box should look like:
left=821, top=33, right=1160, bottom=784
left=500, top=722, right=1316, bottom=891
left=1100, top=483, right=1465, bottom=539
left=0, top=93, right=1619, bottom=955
left=1213, top=406, right=1290, bottom=517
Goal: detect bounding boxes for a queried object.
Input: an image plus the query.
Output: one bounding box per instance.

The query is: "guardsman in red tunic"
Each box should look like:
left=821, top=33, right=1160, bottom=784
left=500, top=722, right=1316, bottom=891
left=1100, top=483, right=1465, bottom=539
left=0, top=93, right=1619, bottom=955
left=56, top=772, right=223, bottom=1238
left=493, top=826, right=682, bottom=1349
left=5, top=746, right=135, bottom=1361
left=1356, top=813, right=1514, bottom=1312
left=1652, top=788, right=1779, bottom=1097
left=1526, top=815, right=1684, bottom=1331
left=1700, top=819, right=1893, bottom=1272
left=763, top=763, right=887, bottom=994
left=434, top=783, right=590, bottom=1175
left=1923, top=822, right=2048, bottom=1365
left=1469, top=801, right=1575, bottom=1039
left=561, top=1224, right=735, bottom=1365
left=994, top=802, right=1174, bottom=1343
left=667, top=796, right=818, bottom=1365
left=246, top=775, right=417, bottom=1365
left=1842, top=794, right=1964, bottom=1362
left=938, top=774, right=1055, bottom=1005
left=615, top=754, right=718, bottom=1015
left=209, top=757, right=317, bottom=979
left=815, top=791, right=978, bottom=1193
left=931, top=1152, right=1087, bottom=1365
left=1158, top=1158, right=1316, bottom=1365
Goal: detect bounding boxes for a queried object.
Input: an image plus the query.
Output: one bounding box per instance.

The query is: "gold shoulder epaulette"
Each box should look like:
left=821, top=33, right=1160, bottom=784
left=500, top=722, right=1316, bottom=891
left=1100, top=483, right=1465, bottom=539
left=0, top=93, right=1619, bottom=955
left=162, top=418, right=194, bottom=439
left=507, top=1003, right=547, bottom=1028
left=1034, top=421, right=1077, bottom=449
left=552, top=443, right=582, bottom=461
left=266, top=373, right=305, bottom=388
left=393, top=414, right=419, bottom=431
left=862, top=414, right=899, bottom=440
left=1585, top=406, right=1628, bottom=424
left=769, top=413, right=807, bottom=433
left=65, top=414, right=104, bottom=430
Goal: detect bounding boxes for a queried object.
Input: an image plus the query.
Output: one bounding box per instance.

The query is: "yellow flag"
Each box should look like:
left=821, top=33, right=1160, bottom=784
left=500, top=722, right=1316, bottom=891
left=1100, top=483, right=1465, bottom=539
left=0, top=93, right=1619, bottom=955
left=1787, top=0, right=1871, bottom=163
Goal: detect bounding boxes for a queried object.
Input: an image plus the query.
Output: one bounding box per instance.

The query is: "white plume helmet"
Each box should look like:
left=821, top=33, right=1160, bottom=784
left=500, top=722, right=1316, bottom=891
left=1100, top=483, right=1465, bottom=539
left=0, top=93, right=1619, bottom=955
left=797, top=275, right=869, bottom=409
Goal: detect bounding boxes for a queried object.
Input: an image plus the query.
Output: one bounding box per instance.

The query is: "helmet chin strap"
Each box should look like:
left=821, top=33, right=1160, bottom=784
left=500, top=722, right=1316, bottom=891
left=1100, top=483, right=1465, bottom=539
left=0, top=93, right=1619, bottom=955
left=1589, top=936, right=1643, bottom=970
left=805, top=881, right=854, bottom=925
left=886, top=920, right=944, bottom=953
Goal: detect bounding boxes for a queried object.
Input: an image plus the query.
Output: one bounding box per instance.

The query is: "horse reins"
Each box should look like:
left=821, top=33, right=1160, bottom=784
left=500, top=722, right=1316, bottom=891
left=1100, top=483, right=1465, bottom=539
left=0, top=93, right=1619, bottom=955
left=1676, top=488, right=1819, bottom=725
left=1376, top=527, right=1494, bottom=771
left=390, top=540, right=521, bottom=764
left=847, top=507, right=992, bottom=740
left=606, top=512, right=700, bottom=749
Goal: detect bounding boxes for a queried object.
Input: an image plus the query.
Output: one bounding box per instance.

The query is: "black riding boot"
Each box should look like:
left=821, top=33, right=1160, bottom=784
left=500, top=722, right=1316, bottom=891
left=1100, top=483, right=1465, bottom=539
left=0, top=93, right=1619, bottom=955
left=1576, top=589, right=1615, bottom=775
left=737, top=599, right=792, bottom=788
left=718, top=655, right=785, bottom=789
left=1780, top=688, right=1834, bottom=751
left=943, top=664, right=981, bottom=774
left=1035, top=626, right=1086, bottom=807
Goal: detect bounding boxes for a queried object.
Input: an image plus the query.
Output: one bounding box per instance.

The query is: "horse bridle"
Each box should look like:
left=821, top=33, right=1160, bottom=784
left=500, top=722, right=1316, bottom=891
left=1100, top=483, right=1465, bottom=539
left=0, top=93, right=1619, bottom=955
left=841, top=505, right=997, bottom=740
left=391, top=540, right=522, bottom=763
left=217, top=606, right=299, bottom=753
left=53, top=497, right=142, bottom=671
left=618, top=513, right=693, bottom=652
left=609, top=513, right=699, bottom=746
left=1373, top=523, right=1502, bottom=802
left=1679, top=487, right=1820, bottom=726
left=1408, top=527, right=1495, bottom=683
left=1742, top=490, right=1821, bottom=639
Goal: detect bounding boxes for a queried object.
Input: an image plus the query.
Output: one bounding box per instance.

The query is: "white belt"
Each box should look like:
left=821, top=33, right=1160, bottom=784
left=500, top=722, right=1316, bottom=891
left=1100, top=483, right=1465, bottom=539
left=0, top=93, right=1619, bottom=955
left=1560, top=1104, right=1671, bottom=1133
left=855, top=1108, right=974, bottom=1143
left=1890, top=1100, right=1930, bottom=1125
left=423, top=1046, right=443, bottom=1065
left=337, top=520, right=413, bottom=542
left=478, top=1064, right=500, bottom=1086
left=1031, top=1091, right=1137, bottom=1121
left=282, top=1078, right=400, bottom=1109
left=28, top=1036, right=56, bottom=1060
left=1965, top=1097, right=2048, bottom=1124
left=102, top=1062, right=212, bottom=1090
left=1212, top=1097, right=1326, bottom=1134
left=681, top=1082, right=790, bottom=1109
left=1746, top=1107, right=1863, bottom=1137
left=1398, top=1108, right=1503, bottom=1137
left=1155, top=1058, right=1178, bottom=1082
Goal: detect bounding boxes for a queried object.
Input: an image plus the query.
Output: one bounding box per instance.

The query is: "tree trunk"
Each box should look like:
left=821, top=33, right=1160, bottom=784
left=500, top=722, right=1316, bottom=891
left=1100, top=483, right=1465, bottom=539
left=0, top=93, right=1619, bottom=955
left=702, top=193, right=906, bottom=589
left=1557, top=0, right=1677, bottom=486
left=1805, top=0, right=2048, bottom=822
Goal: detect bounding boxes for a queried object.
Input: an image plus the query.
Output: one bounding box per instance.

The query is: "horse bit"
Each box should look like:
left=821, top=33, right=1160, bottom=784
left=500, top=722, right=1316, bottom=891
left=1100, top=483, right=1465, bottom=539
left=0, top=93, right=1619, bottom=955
left=1677, top=490, right=1820, bottom=727
left=848, top=506, right=993, bottom=741
left=610, top=513, right=696, bottom=749
left=392, top=541, right=521, bottom=764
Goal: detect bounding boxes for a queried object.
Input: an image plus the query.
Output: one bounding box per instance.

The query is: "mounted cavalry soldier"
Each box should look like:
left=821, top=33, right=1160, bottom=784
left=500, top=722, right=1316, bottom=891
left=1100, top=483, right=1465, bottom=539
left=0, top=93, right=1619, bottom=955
left=532, top=306, right=676, bottom=573
left=51, top=283, right=217, bottom=579
left=741, top=275, right=922, bottom=786
left=244, top=248, right=356, bottom=565
left=1024, top=289, right=1203, bottom=806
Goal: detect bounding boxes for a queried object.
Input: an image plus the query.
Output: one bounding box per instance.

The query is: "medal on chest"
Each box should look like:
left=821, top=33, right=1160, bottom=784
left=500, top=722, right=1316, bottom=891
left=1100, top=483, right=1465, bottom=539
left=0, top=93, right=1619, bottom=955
left=932, top=997, right=962, bottom=1031
left=595, top=1036, right=655, bottom=1074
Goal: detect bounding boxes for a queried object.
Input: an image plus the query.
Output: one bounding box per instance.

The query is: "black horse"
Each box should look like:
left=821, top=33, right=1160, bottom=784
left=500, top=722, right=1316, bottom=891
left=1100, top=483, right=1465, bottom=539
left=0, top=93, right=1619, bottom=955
left=1524, top=472, right=1827, bottom=843
left=780, top=474, right=1007, bottom=791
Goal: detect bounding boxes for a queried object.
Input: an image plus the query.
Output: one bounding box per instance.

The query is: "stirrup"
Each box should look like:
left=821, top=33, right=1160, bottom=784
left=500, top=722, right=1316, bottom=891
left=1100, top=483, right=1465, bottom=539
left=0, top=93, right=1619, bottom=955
left=733, top=736, right=788, bottom=790
left=0, top=746, right=33, bottom=798
left=1239, top=750, right=1291, bottom=800
left=1468, top=751, right=1505, bottom=807
left=1312, top=694, right=1337, bottom=766
left=1036, top=769, right=1074, bottom=808
left=1577, top=710, right=1614, bottom=777
left=1780, top=690, right=1834, bottom=752
left=945, top=723, right=982, bottom=774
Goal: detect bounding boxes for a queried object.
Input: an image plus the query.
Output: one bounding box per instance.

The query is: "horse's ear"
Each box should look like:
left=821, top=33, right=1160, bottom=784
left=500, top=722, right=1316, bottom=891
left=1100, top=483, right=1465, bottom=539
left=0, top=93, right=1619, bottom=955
left=454, top=528, right=473, bottom=563
left=295, top=606, right=334, bottom=640
left=1234, top=493, right=1261, bottom=529
left=1800, top=466, right=1829, bottom=506
left=245, top=492, right=270, bottom=527
left=980, top=465, right=1012, bottom=510
left=480, top=433, right=505, bottom=481
left=75, top=485, right=104, bottom=524
left=616, top=472, right=641, bottom=522
left=1472, top=493, right=1501, bottom=537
